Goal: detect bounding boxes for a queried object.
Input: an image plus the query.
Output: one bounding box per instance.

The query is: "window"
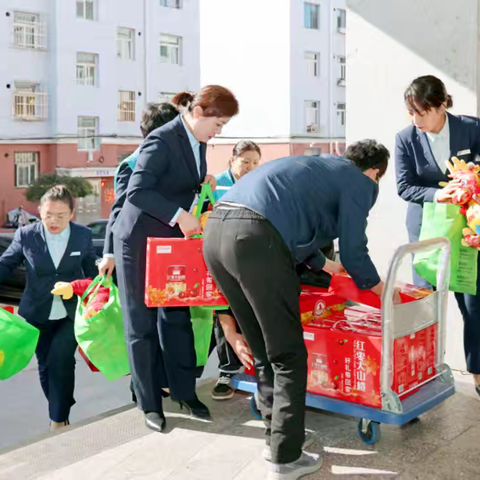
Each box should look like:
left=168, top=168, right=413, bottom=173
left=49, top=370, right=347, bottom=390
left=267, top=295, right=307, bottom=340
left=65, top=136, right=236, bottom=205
left=13, top=82, right=48, bottom=120
left=13, top=11, right=46, bottom=49
left=88, top=221, right=106, bottom=239
left=305, top=52, right=320, bottom=77
left=158, top=92, right=176, bottom=103
left=338, top=56, right=346, bottom=86
left=118, top=152, right=134, bottom=163
left=77, top=0, right=95, bottom=20
left=160, top=0, right=182, bottom=8
left=160, top=34, right=182, bottom=64
left=117, top=27, right=135, bottom=60
left=77, top=52, right=98, bottom=86
left=15, top=152, right=39, bottom=187
left=337, top=103, right=346, bottom=127
left=304, top=3, right=320, bottom=29
left=78, top=116, right=100, bottom=151
left=118, top=91, right=136, bottom=122
left=305, top=101, right=320, bottom=133
left=337, top=9, right=346, bottom=32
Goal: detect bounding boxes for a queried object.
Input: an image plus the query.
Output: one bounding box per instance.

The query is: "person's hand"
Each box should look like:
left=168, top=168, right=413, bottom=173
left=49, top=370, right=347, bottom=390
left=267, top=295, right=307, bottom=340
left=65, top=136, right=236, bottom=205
left=323, top=258, right=346, bottom=274
left=226, top=332, right=254, bottom=369
left=371, top=281, right=402, bottom=305
left=436, top=180, right=462, bottom=203
left=98, top=256, right=115, bottom=278
left=51, top=282, right=74, bottom=300
left=177, top=210, right=202, bottom=237
left=203, top=174, right=217, bottom=192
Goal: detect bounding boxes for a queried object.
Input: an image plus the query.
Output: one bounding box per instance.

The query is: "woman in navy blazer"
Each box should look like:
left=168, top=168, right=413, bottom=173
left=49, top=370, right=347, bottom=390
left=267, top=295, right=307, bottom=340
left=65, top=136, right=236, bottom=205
left=395, top=75, right=480, bottom=396
left=112, top=85, right=239, bottom=432
left=0, top=186, right=97, bottom=430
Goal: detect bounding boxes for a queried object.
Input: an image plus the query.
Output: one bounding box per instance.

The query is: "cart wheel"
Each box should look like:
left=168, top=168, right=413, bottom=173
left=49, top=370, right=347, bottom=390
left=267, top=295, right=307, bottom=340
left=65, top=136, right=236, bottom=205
left=357, top=419, right=381, bottom=445
left=250, top=396, right=262, bottom=419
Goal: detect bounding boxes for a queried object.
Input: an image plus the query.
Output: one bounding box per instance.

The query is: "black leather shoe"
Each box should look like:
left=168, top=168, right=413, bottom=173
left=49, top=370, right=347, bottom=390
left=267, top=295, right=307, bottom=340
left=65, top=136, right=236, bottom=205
left=178, top=397, right=211, bottom=420
left=145, top=412, right=166, bottom=432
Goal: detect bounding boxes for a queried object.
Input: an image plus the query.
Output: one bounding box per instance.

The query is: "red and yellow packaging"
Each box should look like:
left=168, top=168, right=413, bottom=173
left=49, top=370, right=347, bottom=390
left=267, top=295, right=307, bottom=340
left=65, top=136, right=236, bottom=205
left=145, top=237, right=228, bottom=307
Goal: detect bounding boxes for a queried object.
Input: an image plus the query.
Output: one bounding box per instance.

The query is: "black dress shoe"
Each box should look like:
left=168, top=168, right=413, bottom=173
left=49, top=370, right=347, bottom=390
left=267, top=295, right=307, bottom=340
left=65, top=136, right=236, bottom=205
left=178, top=396, right=211, bottom=420
left=145, top=412, right=166, bottom=432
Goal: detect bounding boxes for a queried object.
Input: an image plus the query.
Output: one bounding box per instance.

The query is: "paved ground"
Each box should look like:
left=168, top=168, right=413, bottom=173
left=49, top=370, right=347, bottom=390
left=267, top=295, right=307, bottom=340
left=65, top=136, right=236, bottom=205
left=0, top=372, right=479, bottom=480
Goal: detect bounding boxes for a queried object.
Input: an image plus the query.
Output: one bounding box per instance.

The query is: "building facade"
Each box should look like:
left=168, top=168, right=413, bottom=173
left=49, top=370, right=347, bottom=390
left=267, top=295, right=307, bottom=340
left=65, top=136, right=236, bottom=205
left=200, top=0, right=346, bottom=173
left=0, top=0, right=199, bottom=224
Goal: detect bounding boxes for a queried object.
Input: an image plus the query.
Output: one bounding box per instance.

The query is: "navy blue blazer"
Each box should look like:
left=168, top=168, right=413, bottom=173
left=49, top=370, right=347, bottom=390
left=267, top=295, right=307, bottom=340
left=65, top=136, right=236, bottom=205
left=219, top=155, right=381, bottom=290
left=395, top=113, right=480, bottom=242
left=112, top=115, right=207, bottom=245
left=0, top=222, right=98, bottom=328
left=103, top=161, right=133, bottom=255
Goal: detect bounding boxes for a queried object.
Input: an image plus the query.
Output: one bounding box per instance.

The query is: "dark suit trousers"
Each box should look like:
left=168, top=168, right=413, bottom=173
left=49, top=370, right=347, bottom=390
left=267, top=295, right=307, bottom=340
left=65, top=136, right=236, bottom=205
left=204, top=208, right=306, bottom=464
left=35, top=317, right=77, bottom=422
left=114, top=236, right=196, bottom=412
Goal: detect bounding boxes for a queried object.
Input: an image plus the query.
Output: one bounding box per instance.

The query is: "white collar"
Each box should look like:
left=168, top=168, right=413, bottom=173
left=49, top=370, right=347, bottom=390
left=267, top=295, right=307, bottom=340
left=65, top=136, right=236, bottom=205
left=425, top=114, right=449, bottom=142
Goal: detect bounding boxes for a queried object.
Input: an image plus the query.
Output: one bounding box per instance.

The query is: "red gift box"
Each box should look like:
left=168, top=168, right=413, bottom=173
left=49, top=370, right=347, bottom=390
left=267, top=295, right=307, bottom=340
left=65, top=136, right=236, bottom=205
left=303, top=304, right=437, bottom=407
left=145, top=237, right=228, bottom=307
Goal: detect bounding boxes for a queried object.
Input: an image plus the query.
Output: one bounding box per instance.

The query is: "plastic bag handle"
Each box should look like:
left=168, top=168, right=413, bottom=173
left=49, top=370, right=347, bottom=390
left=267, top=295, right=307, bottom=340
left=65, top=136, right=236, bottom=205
left=189, top=182, right=217, bottom=239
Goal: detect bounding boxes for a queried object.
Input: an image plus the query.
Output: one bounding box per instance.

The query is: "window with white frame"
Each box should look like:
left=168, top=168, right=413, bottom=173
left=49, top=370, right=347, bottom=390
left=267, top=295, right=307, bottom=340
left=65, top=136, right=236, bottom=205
left=118, top=91, right=136, bottom=122
left=15, top=152, right=39, bottom=187
left=337, top=103, right=346, bottom=127
left=305, top=101, right=320, bottom=133
left=160, top=34, right=182, bottom=64
left=305, top=52, right=320, bottom=77
left=13, top=11, right=46, bottom=50
left=13, top=82, right=48, bottom=120
left=160, top=0, right=182, bottom=8
left=158, top=91, right=176, bottom=103
left=338, top=56, right=346, bottom=86
left=337, top=9, right=346, bottom=32
left=117, top=27, right=135, bottom=60
left=78, top=116, right=100, bottom=151
left=77, top=0, right=95, bottom=20
left=304, top=3, right=320, bottom=29
left=77, top=52, right=98, bottom=86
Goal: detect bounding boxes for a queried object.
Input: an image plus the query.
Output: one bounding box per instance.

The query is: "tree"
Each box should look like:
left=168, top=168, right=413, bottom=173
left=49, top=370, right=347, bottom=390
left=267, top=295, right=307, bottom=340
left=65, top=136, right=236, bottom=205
left=25, top=173, right=94, bottom=202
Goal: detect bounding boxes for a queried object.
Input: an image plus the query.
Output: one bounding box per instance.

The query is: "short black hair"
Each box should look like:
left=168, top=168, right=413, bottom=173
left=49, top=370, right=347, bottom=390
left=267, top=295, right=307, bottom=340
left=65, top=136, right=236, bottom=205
left=40, top=185, right=75, bottom=211
left=140, top=102, right=179, bottom=137
left=404, top=75, right=453, bottom=114
left=344, top=139, right=390, bottom=179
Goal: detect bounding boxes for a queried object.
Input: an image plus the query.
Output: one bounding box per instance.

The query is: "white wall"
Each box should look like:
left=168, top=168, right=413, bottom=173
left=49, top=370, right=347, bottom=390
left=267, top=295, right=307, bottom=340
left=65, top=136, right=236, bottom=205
left=200, top=0, right=292, bottom=139
left=0, top=0, right=50, bottom=139
left=2, top=0, right=200, bottom=140
left=346, top=0, right=479, bottom=370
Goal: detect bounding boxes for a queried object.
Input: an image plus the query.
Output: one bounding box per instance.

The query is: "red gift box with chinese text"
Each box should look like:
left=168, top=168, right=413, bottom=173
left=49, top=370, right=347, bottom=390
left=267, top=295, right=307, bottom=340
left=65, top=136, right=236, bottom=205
left=303, top=304, right=437, bottom=408
left=145, top=237, right=228, bottom=307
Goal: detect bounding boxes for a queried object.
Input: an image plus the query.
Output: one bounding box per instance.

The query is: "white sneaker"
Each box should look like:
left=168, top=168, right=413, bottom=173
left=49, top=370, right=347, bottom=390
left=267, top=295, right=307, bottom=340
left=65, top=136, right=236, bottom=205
left=262, top=432, right=315, bottom=462
left=267, top=451, right=323, bottom=480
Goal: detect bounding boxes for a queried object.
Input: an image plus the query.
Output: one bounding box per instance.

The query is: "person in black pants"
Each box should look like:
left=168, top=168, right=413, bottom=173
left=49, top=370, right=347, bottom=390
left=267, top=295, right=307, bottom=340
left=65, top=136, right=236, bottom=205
left=203, top=141, right=392, bottom=480
left=112, top=86, right=239, bottom=432
left=0, top=186, right=97, bottom=431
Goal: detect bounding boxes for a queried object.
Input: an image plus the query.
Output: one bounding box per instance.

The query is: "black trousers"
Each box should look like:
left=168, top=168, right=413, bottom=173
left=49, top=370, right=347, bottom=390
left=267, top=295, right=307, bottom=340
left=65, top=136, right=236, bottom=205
left=204, top=207, right=306, bottom=464
left=35, top=317, right=77, bottom=422
left=214, top=311, right=243, bottom=375
left=114, top=236, right=196, bottom=413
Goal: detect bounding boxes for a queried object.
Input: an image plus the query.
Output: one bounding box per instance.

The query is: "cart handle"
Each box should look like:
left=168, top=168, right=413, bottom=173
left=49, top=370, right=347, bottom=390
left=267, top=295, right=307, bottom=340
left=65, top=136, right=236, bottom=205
left=380, top=237, right=451, bottom=397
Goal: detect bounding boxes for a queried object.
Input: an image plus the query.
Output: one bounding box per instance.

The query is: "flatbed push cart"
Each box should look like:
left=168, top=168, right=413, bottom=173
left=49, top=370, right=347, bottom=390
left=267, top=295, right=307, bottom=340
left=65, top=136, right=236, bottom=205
left=231, top=238, right=455, bottom=445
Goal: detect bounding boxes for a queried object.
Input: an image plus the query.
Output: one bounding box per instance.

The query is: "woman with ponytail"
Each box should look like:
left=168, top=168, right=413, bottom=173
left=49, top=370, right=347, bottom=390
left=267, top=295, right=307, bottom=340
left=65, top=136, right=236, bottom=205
left=112, top=86, right=239, bottom=431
